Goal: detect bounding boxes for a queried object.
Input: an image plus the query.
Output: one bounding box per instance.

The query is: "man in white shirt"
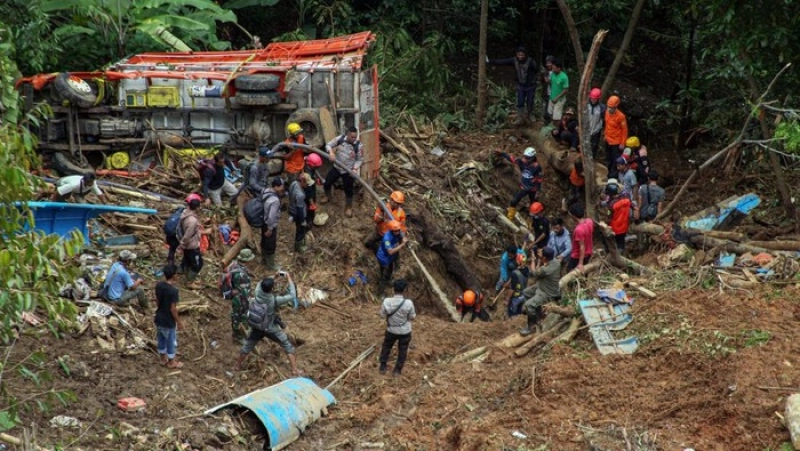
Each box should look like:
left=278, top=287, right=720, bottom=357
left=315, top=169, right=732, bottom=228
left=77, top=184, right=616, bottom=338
left=378, top=279, right=416, bottom=377
left=51, top=173, right=108, bottom=203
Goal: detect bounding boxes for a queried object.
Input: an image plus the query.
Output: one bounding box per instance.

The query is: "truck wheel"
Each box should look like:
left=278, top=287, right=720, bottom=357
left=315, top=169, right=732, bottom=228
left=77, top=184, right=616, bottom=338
left=51, top=152, right=94, bottom=177
left=234, top=74, right=281, bottom=91
left=287, top=108, right=323, bottom=148
left=236, top=91, right=281, bottom=106
left=53, top=73, right=97, bottom=108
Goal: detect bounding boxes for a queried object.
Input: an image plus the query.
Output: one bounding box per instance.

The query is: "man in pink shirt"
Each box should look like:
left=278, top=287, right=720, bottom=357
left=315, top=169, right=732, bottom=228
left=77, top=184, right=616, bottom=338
left=567, top=204, right=593, bottom=272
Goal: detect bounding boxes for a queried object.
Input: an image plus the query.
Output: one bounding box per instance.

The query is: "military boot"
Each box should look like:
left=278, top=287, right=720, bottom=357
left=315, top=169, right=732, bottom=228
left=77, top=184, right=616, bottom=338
left=519, top=313, right=538, bottom=336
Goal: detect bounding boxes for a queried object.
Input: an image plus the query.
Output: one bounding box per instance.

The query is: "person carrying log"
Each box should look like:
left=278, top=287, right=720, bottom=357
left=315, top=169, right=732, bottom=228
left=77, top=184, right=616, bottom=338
left=520, top=247, right=561, bottom=336
left=603, top=95, right=628, bottom=178
left=303, top=153, right=324, bottom=226
left=494, top=147, right=543, bottom=220
left=283, top=122, right=307, bottom=182
left=365, top=191, right=408, bottom=250
left=455, top=289, right=488, bottom=322
left=321, top=126, right=363, bottom=218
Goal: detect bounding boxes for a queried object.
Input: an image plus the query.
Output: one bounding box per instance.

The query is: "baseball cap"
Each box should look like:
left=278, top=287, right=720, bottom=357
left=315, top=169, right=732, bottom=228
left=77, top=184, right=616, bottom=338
left=258, top=146, right=270, bottom=157
left=271, top=177, right=285, bottom=187
left=615, top=157, right=627, bottom=166
left=119, top=250, right=137, bottom=261
left=542, top=247, right=556, bottom=260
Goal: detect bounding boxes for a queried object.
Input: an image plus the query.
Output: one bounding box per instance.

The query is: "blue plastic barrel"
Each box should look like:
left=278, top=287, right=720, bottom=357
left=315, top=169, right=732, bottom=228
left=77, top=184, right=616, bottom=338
left=18, top=202, right=157, bottom=244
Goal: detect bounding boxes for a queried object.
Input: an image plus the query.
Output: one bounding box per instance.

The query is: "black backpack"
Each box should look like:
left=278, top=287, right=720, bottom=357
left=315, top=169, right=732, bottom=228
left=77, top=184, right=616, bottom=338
left=163, top=207, right=185, bottom=238
left=243, top=190, right=275, bottom=228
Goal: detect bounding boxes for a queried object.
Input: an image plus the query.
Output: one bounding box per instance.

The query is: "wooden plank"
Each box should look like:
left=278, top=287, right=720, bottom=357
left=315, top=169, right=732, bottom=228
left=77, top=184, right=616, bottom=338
left=318, top=105, right=337, bottom=144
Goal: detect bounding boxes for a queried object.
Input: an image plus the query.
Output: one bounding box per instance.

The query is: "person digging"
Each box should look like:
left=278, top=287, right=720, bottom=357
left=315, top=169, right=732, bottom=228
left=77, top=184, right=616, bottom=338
left=520, top=247, right=561, bottom=335
left=494, top=147, right=543, bottom=220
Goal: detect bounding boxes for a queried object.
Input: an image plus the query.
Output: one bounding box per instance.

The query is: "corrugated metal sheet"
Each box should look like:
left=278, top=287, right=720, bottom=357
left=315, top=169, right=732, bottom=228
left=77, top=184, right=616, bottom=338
left=205, top=377, right=336, bottom=451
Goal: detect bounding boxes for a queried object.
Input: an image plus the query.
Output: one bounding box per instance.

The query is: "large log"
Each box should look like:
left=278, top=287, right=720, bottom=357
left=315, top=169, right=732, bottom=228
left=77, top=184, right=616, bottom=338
left=521, top=129, right=608, bottom=189
left=746, top=240, right=800, bottom=251
left=785, top=393, right=800, bottom=450
left=559, top=259, right=604, bottom=288
left=688, top=234, right=770, bottom=255
left=515, top=319, right=569, bottom=357
left=452, top=346, right=488, bottom=363
left=409, top=247, right=462, bottom=323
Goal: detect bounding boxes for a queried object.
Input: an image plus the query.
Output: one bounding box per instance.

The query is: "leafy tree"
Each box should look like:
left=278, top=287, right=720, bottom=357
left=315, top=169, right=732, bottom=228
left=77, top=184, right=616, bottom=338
left=0, top=21, right=82, bottom=434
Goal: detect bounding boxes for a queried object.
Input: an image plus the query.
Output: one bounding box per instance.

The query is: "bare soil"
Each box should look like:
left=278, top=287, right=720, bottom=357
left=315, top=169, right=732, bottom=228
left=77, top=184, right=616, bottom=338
left=5, top=128, right=800, bottom=451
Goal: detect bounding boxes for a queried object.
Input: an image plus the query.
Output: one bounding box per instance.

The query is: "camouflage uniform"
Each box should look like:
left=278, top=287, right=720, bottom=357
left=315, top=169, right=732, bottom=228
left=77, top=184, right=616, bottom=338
left=222, top=262, right=252, bottom=338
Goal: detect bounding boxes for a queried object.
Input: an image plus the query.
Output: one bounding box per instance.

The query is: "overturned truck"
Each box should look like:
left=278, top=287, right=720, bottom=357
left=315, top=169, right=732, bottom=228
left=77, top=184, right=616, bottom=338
left=17, top=32, right=381, bottom=179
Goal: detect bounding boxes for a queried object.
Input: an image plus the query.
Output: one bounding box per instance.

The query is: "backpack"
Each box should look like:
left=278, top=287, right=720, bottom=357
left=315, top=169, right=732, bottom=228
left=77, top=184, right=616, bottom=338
left=247, top=295, right=274, bottom=330
left=642, top=185, right=659, bottom=220
left=243, top=190, right=276, bottom=228
left=219, top=261, right=250, bottom=300
left=239, top=158, right=254, bottom=187
left=163, top=207, right=185, bottom=238
left=336, top=135, right=361, bottom=152
left=197, top=159, right=216, bottom=178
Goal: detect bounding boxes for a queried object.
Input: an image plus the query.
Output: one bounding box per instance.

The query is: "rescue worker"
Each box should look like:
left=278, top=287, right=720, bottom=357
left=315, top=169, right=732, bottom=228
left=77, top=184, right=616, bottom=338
left=617, top=157, right=639, bottom=206
left=606, top=183, right=632, bottom=255
left=526, top=202, right=550, bottom=251
left=178, top=194, right=204, bottom=290
left=222, top=147, right=270, bottom=267
left=520, top=247, right=561, bottom=335
left=547, top=218, right=572, bottom=263
left=585, top=88, right=606, bottom=158
left=365, top=191, right=407, bottom=251
left=507, top=256, right=530, bottom=318
left=321, top=126, right=363, bottom=218
left=494, top=147, right=543, bottom=220
left=568, top=159, right=585, bottom=207
left=379, top=279, right=416, bottom=377
left=603, top=95, right=628, bottom=178
left=624, top=136, right=651, bottom=185
left=51, top=173, right=109, bottom=203
left=287, top=173, right=311, bottom=253
left=283, top=122, right=307, bottom=181
left=551, top=106, right=579, bottom=150
left=261, top=177, right=286, bottom=271
left=495, top=244, right=520, bottom=292
left=303, top=153, right=323, bottom=226
left=455, top=289, right=488, bottom=323
left=236, top=274, right=301, bottom=376
left=376, top=220, right=409, bottom=292
left=200, top=153, right=238, bottom=207
left=221, top=251, right=254, bottom=341
left=488, top=46, right=539, bottom=125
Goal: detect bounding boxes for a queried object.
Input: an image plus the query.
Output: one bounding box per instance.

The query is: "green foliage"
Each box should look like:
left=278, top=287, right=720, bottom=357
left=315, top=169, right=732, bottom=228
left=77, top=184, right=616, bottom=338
left=0, top=22, right=81, bottom=435
left=742, top=329, right=771, bottom=348
left=775, top=120, right=800, bottom=153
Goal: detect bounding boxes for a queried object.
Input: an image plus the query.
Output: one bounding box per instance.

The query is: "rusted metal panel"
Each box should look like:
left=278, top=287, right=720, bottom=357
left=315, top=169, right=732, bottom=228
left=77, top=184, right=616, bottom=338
left=205, top=377, right=335, bottom=451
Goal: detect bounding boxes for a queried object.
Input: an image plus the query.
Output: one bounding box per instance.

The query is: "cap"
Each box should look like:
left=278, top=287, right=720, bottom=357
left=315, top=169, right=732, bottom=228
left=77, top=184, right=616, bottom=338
left=271, top=177, right=285, bottom=187
left=542, top=247, right=556, bottom=260
left=615, top=157, right=627, bottom=166
left=238, top=248, right=255, bottom=262
left=119, top=250, right=137, bottom=261
left=258, top=146, right=270, bottom=157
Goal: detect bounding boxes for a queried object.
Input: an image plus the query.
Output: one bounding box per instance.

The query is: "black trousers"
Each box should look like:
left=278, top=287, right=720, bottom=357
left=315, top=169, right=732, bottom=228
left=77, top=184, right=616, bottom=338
left=323, top=168, right=355, bottom=201
left=510, top=189, right=538, bottom=208
left=378, top=259, right=396, bottom=285
left=166, top=234, right=180, bottom=264
left=291, top=214, right=307, bottom=243
left=379, top=331, right=411, bottom=373
left=566, top=255, right=591, bottom=272
left=182, top=248, right=203, bottom=273
left=261, top=226, right=278, bottom=255
left=615, top=233, right=626, bottom=254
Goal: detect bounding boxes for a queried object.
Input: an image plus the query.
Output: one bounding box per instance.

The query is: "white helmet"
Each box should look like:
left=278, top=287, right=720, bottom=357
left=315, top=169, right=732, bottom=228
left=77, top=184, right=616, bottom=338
left=523, top=147, right=537, bottom=158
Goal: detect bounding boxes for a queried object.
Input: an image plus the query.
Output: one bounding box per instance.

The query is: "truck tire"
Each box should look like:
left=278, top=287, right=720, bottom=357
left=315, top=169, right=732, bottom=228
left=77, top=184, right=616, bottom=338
left=50, top=152, right=94, bottom=177
left=287, top=108, right=323, bottom=148
left=53, top=73, right=97, bottom=108
left=234, top=74, right=281, bottom=91
left=236, top=91, right=281, bottom=106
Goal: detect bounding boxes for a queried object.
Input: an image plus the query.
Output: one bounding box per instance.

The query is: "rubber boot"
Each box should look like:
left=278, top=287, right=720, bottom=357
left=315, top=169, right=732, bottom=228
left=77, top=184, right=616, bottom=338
left=514, top=107, right=524, bottom=126
left=506, top=207, right=517, bottom=220
left=263, top=254, right=280, bottom=271
left=345, top=198, right=353, bottom=218
left=519, top=313, right=537, bottom=336
left=294, top=239, right=307, bottom=253
left=320, top=190, right=331, bottom=204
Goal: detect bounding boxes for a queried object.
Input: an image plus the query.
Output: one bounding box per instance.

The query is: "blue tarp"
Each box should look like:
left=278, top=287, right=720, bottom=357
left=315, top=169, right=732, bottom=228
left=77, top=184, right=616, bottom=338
left=17, top=202, right=157, bottom=244
left=682, top=193, right=761, bottom=231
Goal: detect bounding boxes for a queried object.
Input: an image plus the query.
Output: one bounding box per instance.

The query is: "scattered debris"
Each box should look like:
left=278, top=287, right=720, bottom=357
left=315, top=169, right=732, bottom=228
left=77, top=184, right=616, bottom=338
left=49, top=415, right=81, bottom=428
left=117, top=397, right=146, bottom=412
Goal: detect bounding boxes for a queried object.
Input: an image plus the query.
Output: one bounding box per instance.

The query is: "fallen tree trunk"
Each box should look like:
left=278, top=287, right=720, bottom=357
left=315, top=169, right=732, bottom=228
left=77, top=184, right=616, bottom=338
left=745, top=240, right=800, bottom=252
left=522, top=129, right=608, bottom=189
left=409, top=247, right=462, bottom=323
left=543, top=304, right=578, bottom=317
left=452, top=346, right=488, bottom=363
left=559, top=260, right=604, bottom=288
left=544, top=317, right=582, bottom=349
left=515, top=319, right=568, bottom=357
left=688, top=234, right=770, bottom=255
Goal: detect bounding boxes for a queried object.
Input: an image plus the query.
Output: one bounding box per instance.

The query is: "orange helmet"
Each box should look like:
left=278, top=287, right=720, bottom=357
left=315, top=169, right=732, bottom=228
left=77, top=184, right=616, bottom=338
left=388, top=220, right=402, bottom=232
left=390, top=191, right=405, bottom=204
left=607, top=95, right=620, bottom=108
left=462, top=290, right=476, bottom=306
left=529, top=202, right=544, bottom=215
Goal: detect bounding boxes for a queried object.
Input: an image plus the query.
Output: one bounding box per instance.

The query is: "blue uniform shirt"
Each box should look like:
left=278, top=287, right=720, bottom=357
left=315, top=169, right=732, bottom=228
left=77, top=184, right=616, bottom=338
left=376, top=230, right=401, bottom=266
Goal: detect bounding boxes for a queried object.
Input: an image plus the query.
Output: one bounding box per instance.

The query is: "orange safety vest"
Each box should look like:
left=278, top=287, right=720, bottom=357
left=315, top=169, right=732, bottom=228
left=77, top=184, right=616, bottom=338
left=604, top=109, right=628, bottom=146
left=284, top=134, right=307, bottom=174
left=609, top=197, right=631, bottom=235
left=374, top=204, right=407, bottom=235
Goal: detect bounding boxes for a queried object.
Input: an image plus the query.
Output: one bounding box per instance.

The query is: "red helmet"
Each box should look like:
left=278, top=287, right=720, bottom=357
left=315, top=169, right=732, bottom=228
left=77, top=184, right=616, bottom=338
left=529, top=202, right=544, bottom=215
left=186, top=193, right=202, bottom=204
left=305, top=153, right=323, bottom=168
left=590, top=88, right=601, bottom=100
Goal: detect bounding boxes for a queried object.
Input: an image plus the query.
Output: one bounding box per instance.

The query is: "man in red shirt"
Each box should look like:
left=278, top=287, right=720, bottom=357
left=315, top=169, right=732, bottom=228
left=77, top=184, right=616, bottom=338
left=567, top=203, right=593, bottom=272
left=606, top=184, right=632, bottom=254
